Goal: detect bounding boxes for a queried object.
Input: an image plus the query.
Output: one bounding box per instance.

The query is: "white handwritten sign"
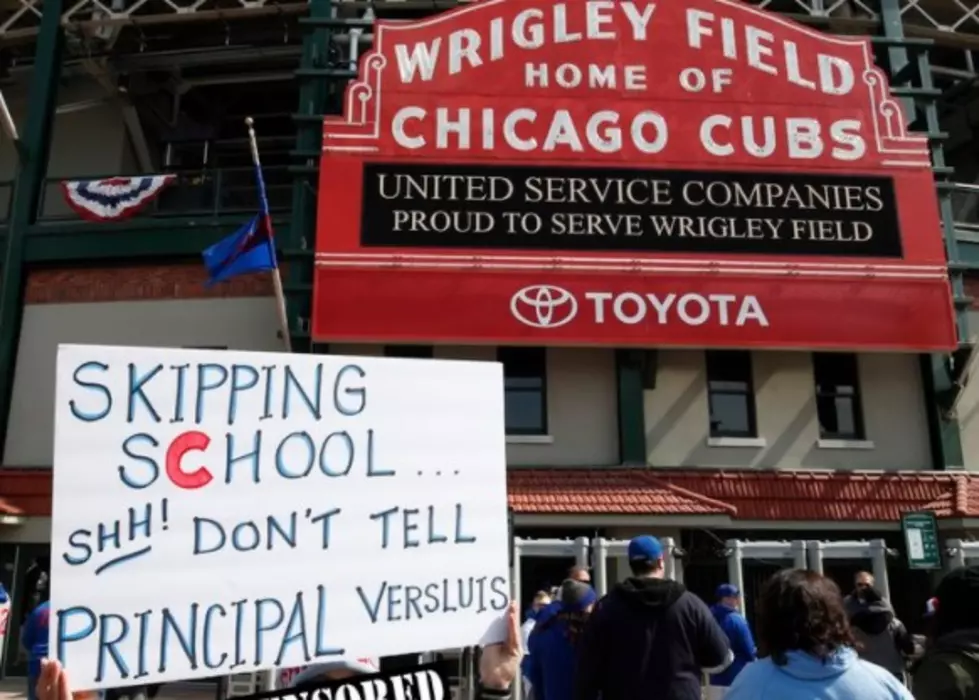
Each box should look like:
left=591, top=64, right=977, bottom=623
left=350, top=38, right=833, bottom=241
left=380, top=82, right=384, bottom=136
left=49, top=345, right=509, bottom=690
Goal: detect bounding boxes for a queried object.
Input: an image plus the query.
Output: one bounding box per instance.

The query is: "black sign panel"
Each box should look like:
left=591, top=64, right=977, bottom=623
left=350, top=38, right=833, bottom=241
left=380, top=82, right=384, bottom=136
left=360, top=163, right=902, bottom=258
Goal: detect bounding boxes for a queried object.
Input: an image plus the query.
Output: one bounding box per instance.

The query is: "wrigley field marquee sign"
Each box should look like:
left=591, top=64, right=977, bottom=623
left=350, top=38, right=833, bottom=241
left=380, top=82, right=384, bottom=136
left=313, top=0, right=957, bottom=351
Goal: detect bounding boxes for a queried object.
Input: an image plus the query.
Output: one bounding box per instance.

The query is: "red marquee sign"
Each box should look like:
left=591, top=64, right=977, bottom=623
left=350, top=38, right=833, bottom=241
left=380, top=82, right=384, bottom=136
left=314, top=0, right=956, bottom=351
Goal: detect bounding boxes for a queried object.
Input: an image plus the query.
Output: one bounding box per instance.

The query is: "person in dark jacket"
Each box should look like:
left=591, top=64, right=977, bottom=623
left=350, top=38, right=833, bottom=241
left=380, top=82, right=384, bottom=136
left=526, top=580, right=597, bottom=700
left=574, top=535, right=733, bottom=700
left=848, top=586, right=914, bottom=680
left=911, top=565, right=979, bottom=700
left=708, top=584, right=757, bottom=699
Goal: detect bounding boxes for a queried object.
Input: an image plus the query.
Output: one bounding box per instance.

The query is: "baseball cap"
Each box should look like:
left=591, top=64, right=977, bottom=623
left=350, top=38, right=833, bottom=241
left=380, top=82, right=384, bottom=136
left=716, top=583, right=740, bottom=599
left=560, top=579, right=598, bottom=612
left=627, top=535, right=664, bottom=563
left=290, top=658, right=379, bottom=686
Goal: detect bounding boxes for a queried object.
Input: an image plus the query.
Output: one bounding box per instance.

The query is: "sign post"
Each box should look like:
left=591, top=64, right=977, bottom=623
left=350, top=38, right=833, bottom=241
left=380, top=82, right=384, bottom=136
left=901, top=511, right=942, bottom=570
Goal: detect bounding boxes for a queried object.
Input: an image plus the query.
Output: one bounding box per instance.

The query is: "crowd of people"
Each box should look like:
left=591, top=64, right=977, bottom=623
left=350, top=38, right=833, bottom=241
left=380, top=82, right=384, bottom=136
left=25, top=535, right=979, bottom=700
left=518, top=536, right=979, bottom=700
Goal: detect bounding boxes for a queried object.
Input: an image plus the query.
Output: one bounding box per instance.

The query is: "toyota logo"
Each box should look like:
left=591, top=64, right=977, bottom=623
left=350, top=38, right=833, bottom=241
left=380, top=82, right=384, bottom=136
left=511, top=285, right=578, bottom=329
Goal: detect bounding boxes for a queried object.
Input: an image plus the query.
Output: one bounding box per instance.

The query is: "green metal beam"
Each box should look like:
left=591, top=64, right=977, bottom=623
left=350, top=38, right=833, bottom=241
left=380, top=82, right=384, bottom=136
left=615, top=349, right=646, bottom=465
left=873, top=0, right=966, bottom=470
left=916, top=45, right=967, bottom=468
left=286, top=0, right=331, bottom=353
left=955, top=240, right=979, bottom=269
left=23, top=219, right=292, bottom=263
left=0, top=0, right=64, bottom=458
left=920, top=354, right=964, bottom=469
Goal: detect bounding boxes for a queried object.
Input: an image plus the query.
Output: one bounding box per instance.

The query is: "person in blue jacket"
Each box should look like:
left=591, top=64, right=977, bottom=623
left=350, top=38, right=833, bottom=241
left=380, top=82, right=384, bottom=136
left=525, top=579, right=597, bottom=700
left=21, top=598, right=50, bottom=700
left=708, top=583, right=757, bottom=699
left=724, top=569, right=913, bottom=700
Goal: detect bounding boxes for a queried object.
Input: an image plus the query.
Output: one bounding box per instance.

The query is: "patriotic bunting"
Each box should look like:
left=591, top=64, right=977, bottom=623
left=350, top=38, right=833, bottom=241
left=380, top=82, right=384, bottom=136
left=60, top=174, right=177, bottom=222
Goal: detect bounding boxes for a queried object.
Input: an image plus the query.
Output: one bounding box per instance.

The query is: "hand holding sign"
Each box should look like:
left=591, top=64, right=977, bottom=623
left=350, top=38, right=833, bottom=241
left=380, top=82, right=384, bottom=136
left=36, top=659, right=95, bottom=700
left=479, top=603, right=523, bottom=691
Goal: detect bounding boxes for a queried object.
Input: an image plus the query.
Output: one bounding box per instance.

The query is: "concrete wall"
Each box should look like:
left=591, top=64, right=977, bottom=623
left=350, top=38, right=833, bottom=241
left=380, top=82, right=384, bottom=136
left=4, top=298, right=283, bottom=466
left=956, top=310, right=979, bottom=470
left=3, top=297, right=934, bottom=472
left=0, top=77, right=134, bottom=219
left=6, top=305, right=620, bottom=468
left=645, top=350, right=931, bottom=470
left=332, top=344, right=621, bottom=467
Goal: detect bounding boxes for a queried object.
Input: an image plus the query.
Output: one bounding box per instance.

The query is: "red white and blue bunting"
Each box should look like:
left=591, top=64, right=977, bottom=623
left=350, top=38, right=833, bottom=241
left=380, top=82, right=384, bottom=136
left=60, top=174, right=177, bottom=222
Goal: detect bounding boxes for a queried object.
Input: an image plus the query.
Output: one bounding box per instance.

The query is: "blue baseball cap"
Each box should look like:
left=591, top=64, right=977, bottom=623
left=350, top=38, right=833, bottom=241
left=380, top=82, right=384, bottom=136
left=560, top=579, right=598, bottom=612
left=716, top=583, right=740, bottom=599
left=627, top=535, right=664, bottom=563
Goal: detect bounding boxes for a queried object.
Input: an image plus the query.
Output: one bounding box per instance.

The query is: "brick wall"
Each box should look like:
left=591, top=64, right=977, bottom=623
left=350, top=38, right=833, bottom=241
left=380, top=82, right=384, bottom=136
left=24, top=264, right=276, bottom=303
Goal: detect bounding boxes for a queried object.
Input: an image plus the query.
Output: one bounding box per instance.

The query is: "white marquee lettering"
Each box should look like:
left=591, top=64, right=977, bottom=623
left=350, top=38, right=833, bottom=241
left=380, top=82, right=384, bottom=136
left=513, top=9, right=546, bottom=49
left=448, top=29, right=483, bottom=75
left=586, top=111, right=622, bottom=153
left=392, top=107, right=426, bottom=149
left=393, top=2, right=658, bottom=84
left=543, top=110, right=585, bottom=151
left=394, top=39, right=441, bottom=83
left=700, top=115, right=733, bottom=157
left=503, top=109, right=538, bottom=151
left=631, top=111, right=668, bottom=154
left=685, top=8, right=855, bottom=97
left=581, top=292, right=770, bottom=327
left=436, top=108, right=471, bottom=149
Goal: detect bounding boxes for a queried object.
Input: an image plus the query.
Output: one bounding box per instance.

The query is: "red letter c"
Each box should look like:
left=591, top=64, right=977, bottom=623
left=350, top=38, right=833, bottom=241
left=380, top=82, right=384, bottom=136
left=166, top=431, right=214, bottom=490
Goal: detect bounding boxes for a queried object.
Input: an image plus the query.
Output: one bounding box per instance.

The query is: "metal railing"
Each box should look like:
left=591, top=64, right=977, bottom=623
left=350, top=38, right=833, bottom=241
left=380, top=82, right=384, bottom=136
left=35, top=165, right=293, bottom=222
left=951, top=181, right=979, bottom=240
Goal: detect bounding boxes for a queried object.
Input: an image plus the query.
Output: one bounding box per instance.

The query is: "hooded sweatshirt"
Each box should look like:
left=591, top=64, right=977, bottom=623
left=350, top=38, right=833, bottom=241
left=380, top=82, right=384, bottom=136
left=724, top=646, right=914, bottom=700
left=526, top=614, right=586, bottom=700
left=709, top=603, right=757, bottom=687
left=911, top=629, right=979, bottom=700
left=573, top=578, right=731, bottom=700
left=20, top=601, right=49, bottom=681
left=849, top=598, right=914, bottom=677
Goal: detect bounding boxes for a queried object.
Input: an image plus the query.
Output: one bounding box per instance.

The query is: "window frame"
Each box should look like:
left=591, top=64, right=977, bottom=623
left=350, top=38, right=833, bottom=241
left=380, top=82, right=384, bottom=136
left=705, top=350, right=758, bottom=439
left=498, top=347, right=548, bottom=436
left=812, top=352, right=866, bottom=441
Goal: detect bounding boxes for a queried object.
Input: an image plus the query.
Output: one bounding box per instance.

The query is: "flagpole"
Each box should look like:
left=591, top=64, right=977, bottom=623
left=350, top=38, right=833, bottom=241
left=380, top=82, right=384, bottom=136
left=0, top=89, right=25, bottom=160
left=245, top=116, right=292, bottom=353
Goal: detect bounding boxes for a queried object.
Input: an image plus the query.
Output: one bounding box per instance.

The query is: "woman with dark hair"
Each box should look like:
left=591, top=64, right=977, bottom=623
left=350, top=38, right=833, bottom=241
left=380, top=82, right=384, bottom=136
left=525, top=579, right=597, bottom=700
left=724, top=569, right=913, bottom=700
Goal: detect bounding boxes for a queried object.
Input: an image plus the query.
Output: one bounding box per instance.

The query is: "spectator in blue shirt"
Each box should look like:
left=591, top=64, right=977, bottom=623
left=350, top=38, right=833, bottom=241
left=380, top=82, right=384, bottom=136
left=21, top=599, right=50, bottom=700
left=708, top=584, right=757, bottom=700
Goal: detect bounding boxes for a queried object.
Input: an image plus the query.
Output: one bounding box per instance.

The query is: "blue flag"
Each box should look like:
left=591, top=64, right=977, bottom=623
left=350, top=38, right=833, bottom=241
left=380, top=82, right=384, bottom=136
left=203, top=136, right=280, bottom=286
left=201, top=214, right=277, bottom=286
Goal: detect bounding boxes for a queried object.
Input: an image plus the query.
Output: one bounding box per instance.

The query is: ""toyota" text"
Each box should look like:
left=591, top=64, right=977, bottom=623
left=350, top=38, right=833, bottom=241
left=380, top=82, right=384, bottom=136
left=584, top=292, right=768, bottom=326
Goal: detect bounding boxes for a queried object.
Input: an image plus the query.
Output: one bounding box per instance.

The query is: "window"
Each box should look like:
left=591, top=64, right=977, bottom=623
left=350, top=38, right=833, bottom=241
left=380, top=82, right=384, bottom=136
left=499, top=347, right=547, bottom=435
left=813, top=353, right=865, bottom=440
left=705, top=351, right=757, bottom=438
left=383, top=345, right=434, bottom=359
